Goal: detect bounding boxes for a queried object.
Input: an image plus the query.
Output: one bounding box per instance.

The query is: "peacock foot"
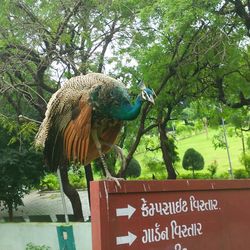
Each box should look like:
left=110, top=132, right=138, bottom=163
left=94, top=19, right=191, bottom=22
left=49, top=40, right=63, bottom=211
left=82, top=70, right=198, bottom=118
left=105, top=174, right=124, bottom=188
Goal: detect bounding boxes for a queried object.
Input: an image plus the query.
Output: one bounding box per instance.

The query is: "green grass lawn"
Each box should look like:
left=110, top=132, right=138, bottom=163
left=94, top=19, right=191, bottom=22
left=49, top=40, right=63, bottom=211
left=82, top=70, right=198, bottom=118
left=175, top=129, right=246, bottom=176
left=135, top=128, right=249, bottom=179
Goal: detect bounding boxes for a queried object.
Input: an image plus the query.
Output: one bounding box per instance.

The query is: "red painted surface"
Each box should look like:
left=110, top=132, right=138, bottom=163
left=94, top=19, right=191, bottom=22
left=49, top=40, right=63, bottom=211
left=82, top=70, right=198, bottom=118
left=90, top=180, right=250, bottom=250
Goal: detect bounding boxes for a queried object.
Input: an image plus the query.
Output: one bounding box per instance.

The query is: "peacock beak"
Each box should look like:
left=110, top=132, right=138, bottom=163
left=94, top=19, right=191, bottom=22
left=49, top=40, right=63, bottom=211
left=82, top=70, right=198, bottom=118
left=141, top=89, right=155, bottom=104
left=148, top=96, right=155, bottom=105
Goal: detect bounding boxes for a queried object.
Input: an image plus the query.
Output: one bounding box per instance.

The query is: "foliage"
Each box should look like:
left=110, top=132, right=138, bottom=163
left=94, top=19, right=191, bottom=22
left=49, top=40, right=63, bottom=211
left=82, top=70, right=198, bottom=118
left=0, top=0, right=145, bottom=119
left=233, top=169, right=249, bottom=179
left=240, top=152, right=250, bottom=174
left=0, top=117, right=44, bottom=220
left=218, top=171, right=230, bottom=179
left=40, top=166, right=87, bottom=190
left=175, top=123, right=194, bottom=138
left=68, top=166, right=87, bottom=189
left=247, top=137, right=250, bottom=150
left=182, top=148, right=204, bottom=178
left=227, top=108, right=250, bottom=131
left=136, top=134, right=179, bottom=179
left=137, top=136, right=168, bottom=179
left=207, top=161, right=218, bottom=179
left=165, top=135, right=180, bottom=164
left=40, top=174, right=59, bottom=191
left=212, top=129, right=227, bottom=149
left=145, top=158, right=167, bottom=179
left=179, top=172, right=211, bottom=180
left=25, top=243, right=51, bottom=250
left=124, top=158, right=141, bottom=178
left=0, top=149, right=43, bottom=214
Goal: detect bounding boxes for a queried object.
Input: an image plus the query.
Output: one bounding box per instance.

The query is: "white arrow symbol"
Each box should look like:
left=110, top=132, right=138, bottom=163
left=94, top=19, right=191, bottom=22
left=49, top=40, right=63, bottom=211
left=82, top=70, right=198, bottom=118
left=116, top=232, right=137, bottom=246
left=116, top=205, right=136, bottom=219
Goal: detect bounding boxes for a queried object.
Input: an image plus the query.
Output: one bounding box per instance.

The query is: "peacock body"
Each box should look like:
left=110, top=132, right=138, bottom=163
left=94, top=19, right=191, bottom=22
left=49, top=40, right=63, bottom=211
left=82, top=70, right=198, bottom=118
left=35, top=73, right=155, bottom=181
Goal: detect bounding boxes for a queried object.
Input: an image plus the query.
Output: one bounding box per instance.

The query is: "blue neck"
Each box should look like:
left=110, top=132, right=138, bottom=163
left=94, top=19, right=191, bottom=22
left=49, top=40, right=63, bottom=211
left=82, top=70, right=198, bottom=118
left=112, top=95, right=143, bottom=121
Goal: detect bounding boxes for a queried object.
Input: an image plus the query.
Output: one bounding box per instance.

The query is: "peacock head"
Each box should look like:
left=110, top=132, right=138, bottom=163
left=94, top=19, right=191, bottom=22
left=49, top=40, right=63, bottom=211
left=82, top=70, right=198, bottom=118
left=140, top=83, right=156, bottom=104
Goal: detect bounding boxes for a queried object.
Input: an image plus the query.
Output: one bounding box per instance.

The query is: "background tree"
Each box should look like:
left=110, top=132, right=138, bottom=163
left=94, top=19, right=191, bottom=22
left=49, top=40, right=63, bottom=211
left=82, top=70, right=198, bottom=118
left=0, top=116, right=44, bottom=221
left=118, top=0, right=235, bottom=178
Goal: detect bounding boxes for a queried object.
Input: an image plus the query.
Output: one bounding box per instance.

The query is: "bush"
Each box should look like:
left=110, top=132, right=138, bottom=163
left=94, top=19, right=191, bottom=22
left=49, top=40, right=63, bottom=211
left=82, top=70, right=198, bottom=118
left=195, top=172, right=211, bottom=179
left=218, top=171, right=230, bottom=179
left=40, top=174, right=59, bottom=191
left=176, top=124, right=193, bottom=138
left=240, top=152, right=250, bottom=174
left=207, top=161, right=218, bottom=179
left=125, top=158, right=141, bottom=178
left=145, top=158, right=167, bottom=179
left=0, top=149, right=44, bottom=220
left=178, top=172, right=194, bottom=179
left=233, top=169, right=249, bottom=179
left=182, top=148, right=204, bottom=178
left=179, top=172, right=210, bottom=179
left=137, top=175, right=156, bottom=181
left=68, top=172, right=87, bottom=189
left=40, top=166, right=87, bottom=191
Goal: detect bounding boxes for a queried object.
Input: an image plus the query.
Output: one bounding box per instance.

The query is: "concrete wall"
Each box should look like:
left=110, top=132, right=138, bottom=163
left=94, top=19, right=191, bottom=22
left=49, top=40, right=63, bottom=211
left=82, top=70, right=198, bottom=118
left=0, top=222, right=92, bottom=250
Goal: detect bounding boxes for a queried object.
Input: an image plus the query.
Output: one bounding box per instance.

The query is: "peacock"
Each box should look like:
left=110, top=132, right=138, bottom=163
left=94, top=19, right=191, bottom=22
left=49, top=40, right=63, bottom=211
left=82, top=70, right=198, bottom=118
left=35, top=73, right=155, bottom=185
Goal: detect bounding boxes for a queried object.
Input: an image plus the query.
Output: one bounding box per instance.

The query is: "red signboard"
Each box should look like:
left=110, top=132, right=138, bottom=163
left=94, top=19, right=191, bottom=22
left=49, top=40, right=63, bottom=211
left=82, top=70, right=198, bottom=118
left=90, top=180, right=250, bottom=250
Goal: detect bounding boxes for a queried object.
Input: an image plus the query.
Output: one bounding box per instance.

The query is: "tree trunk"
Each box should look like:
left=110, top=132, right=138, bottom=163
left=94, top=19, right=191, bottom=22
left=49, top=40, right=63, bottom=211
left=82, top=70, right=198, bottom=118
left=158, top=122, right=177, bottom=179
left=59, top=165, right=84, bottom=222
left=241, top=128, right=247, bottom=169
left=8, top=202, right=13, bottom=222
left=241, top=128, right=246, bottom=155
left=203, top=117, right=209, bottom=139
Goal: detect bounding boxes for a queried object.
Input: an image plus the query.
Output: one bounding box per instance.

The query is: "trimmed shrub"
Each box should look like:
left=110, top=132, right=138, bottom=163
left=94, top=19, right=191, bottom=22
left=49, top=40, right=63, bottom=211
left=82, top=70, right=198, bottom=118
left=125, top=158, right=141, bottom=178
left=182, top=148, right=204, bottom=178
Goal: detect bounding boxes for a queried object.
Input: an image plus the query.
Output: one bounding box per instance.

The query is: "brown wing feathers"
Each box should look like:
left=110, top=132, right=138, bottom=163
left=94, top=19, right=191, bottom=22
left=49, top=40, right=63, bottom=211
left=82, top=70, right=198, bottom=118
left=85, top=121, right=122, bottom=164
left=63, top=101, right=92, bottom=164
